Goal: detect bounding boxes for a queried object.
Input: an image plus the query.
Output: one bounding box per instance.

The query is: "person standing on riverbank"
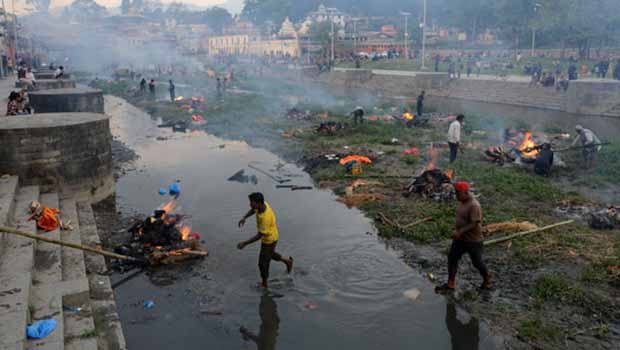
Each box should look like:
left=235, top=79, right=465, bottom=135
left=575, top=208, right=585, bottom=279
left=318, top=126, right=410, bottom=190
left=436, top=181, right=491, bottom=293
left=168, top=80, right=175, bottom=102
left=238, top=193, right=294, bottom=289
left=447, top=114, right=464, bottom=163
left=572, top=125, right=602, bottom=170
left=148, top=79, right=156, bottom=99
left=416, top=91, right=425, bottom=117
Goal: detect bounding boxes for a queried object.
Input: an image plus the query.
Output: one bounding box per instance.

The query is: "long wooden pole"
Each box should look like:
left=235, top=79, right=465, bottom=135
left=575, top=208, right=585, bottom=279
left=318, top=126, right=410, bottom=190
left=483, top=220, right=575, bottom=246
left=0, top=226, right=139, bottom=261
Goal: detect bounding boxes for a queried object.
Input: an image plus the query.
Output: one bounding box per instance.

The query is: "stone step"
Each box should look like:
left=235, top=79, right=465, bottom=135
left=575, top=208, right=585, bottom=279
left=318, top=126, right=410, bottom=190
left=63, top=292, right=97, bottom=350
left=27, top=192, right=64, bottom=350
left=0, top=185, right=39, bottom=350
left=59, top=199, right=86, bottom=282
left=0, top=175, right=19, bottom=259
left=77, top=202, right=127, bottom=350
left=59, top=199, right=98, bottom=349
left=32, top=193, right=62, bottom=285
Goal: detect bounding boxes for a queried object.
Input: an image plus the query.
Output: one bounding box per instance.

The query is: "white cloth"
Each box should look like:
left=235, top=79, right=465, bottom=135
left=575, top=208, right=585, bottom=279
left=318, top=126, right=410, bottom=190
left=25, top=72, right=35, bottom=81
left=448, top=121, right=461, bottom=144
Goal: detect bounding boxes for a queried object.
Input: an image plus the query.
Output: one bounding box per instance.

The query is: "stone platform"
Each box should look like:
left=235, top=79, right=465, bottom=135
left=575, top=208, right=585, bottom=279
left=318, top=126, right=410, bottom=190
left=0, top=113, right=113, bottom=201
left=16, top=79, right=76, bottom=90
left=29, top=87, right=104, bottom=114
left=34, top=72, right=72, bottom=80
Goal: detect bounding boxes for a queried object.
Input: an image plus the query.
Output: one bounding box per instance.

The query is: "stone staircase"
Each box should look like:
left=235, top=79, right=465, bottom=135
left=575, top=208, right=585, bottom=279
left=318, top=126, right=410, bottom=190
left=602, top=103, right=620, bottom=118
left=0, top=175, right=126, bottom=350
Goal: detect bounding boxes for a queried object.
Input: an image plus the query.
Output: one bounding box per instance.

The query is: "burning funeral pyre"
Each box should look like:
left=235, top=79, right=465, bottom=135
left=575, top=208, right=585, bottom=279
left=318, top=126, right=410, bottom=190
left=405, top=147, right=455, bottom=202
left=485, top=130, right=543, bottom=165
left=113, top=199, right=207, bottom=271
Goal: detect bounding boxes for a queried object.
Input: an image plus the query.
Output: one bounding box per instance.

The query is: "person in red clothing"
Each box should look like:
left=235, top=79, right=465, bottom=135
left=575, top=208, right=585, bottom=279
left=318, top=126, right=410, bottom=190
left=436, top=181, right=491, bottom=293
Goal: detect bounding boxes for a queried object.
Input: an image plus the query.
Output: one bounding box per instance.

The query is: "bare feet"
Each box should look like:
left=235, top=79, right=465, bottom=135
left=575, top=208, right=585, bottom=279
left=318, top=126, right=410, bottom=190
left=286, top=257, right=294, bottom=274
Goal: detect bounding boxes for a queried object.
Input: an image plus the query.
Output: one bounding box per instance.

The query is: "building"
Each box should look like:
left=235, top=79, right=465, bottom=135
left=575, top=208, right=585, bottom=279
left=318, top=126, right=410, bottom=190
left=209, top=18, right=301, bottom=58
left=305, top=4, right=349, bottom=28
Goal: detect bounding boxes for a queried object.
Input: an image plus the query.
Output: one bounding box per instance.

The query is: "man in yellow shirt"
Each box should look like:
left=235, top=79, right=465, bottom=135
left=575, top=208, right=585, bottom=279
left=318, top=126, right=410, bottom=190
left=238, top=192, right=293, bottom=289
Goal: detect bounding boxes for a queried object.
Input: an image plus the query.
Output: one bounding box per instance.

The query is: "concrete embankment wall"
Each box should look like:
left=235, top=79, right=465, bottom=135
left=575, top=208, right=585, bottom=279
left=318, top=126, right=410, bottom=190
left=0, top=113, right=114, bottom=201
left=29, top=87, right=104, bottom=113
left=324, top=69, right=620, bottom=118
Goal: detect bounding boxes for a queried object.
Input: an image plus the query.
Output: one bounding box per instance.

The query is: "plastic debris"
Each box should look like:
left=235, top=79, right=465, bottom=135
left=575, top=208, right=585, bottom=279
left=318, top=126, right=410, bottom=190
left=403, top=288, right=421, bottom=301
left=143, top=300, right=155, bottom=309
left=169, top=182, right=181, bottom=196
left=427, top=272, right=436, bottom=281
left=304, top=301, right=318, bottom=310
left=158, top=188, right=167, bottom=195
left=26, top=319, right=57, bottom=339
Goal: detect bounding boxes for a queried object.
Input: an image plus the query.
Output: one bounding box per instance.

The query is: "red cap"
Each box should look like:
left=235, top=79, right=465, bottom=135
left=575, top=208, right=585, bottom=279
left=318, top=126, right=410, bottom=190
left=454, top=181, right=470, bottom=192
left=189, top=233, right=201, bottom=241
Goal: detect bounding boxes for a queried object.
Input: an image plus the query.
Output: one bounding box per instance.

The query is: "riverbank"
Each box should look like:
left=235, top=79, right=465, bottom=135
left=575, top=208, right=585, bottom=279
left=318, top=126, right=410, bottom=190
left=94, top=71, right=620, bottom=349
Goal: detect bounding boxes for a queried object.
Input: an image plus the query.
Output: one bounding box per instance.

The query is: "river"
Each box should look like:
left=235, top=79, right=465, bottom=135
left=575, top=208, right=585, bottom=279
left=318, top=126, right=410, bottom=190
left=105, top=95, right=501, bottom=350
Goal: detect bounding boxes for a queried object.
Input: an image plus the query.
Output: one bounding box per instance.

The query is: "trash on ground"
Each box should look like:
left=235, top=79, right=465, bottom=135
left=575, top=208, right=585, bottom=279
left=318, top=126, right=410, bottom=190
left=228, top=169, right=258, bottom=185
left=403, top=288, right=421, bottom=301
left=26, top=319, right=57, bottom=339
left=143, top=300, right=155, bottom=309
left=304, top=301, right=318, bottom=310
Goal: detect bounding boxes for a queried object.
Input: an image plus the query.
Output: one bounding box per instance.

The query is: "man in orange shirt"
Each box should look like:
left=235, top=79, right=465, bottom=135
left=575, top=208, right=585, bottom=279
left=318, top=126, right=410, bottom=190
left=238, top=193, right=293, bottom=289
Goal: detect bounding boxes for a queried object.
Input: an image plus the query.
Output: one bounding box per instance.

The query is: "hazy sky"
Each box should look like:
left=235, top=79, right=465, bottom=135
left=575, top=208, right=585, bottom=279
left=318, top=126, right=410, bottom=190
left=49, top=0, right=227, bottom=9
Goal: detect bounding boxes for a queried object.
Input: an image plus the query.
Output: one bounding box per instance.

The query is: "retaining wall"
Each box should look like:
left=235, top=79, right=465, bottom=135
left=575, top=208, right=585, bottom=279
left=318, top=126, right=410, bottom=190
left=29, top=87, right=104, bottom=113
left=325, top=69, right=620, bottom=117
left=0, top=113, right=114, bottom=201
left=16, top=79, right=76, bottom=90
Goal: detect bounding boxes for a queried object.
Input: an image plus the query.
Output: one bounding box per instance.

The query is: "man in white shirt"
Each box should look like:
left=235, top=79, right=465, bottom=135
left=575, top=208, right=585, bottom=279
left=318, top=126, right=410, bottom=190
left=448, top=114, right=465, bottom=163
left=572, top=125, right=602, bottom=169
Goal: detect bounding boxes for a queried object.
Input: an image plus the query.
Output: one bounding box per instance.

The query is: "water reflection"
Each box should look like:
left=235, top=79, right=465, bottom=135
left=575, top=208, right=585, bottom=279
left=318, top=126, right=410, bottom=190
left=240, top=294, right=280, bottom=350
left=445, top=303, right=479, bottom=350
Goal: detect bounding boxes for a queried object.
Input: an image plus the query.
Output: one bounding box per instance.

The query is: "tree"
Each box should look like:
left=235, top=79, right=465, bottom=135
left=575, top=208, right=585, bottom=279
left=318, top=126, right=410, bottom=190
left=309, top=21, right=340, bottom=48
left=25, top=0, right=51, bottom=13
left=203, top=7, right=233, bottom=34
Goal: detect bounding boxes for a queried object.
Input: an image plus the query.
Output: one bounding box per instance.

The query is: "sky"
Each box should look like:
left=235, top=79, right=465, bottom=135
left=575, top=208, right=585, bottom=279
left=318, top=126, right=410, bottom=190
left=49, top=0, right=228, bottom=9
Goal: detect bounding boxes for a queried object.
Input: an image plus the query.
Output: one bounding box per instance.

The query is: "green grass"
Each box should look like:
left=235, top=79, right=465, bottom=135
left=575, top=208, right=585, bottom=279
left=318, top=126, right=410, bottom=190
left=530, top=275, right=586, bottom=304
left=517, top=318, right=562, bottom=343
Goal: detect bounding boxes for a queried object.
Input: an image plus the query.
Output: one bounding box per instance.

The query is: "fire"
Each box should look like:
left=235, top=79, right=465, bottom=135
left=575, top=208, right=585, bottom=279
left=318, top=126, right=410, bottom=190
left=518, top=132, right=540, bottom=158
left=426, top=146, right=439, bottom=171
left=403, top=112, right=414, bottom=121
left=445, top=169, right=454, bottom=180
left=161, top=199, right=176, bottom=215
left=179, top=226, right=191, bottom=241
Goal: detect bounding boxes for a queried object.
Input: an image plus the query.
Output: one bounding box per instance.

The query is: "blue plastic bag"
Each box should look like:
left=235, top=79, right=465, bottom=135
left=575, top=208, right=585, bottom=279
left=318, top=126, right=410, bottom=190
left=143, top=300, right=155, bottom=309
left=158, top=188, right=167, bottom=195
left=169, top=182, right=180, bottom=196
left=26, top=319, right=57, bottom=339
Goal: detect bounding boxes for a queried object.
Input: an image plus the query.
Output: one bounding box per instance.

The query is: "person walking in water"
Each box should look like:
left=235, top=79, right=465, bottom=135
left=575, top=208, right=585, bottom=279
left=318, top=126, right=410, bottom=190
left=238, top=193, right=293, bottom=289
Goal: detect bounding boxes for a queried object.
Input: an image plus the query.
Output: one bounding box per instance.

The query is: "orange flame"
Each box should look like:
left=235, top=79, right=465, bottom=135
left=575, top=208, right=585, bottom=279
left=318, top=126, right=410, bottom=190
left=519, top=132, right=540, bottom=158
left=445, top=169, right=454, bottom=180
left=426, top=146, right=438, bottom=171
left=403, top=112, right=414, bottom=121
left=179, top=226, right=191, bottom=241
left=161, top=199, right=176, bottom=214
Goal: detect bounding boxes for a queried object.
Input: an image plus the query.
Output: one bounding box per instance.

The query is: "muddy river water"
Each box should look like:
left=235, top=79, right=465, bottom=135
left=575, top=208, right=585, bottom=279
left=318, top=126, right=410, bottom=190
left=105, top=96, right=501, bottom=349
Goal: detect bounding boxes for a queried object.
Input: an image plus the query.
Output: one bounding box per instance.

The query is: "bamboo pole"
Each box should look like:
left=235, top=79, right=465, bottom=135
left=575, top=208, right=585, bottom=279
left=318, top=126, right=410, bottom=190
left=0, top=226, right=139, bottom=261
left=483, top=220, right=575, bottom=246
left=402, top=217, right=433, bottom=228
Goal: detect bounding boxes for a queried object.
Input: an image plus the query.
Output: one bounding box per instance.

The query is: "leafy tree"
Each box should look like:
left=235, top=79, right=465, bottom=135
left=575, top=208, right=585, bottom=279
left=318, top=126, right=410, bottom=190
left=25, top=0, right=51, bottom=13
left=203, top=7, right=233, bottom=34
